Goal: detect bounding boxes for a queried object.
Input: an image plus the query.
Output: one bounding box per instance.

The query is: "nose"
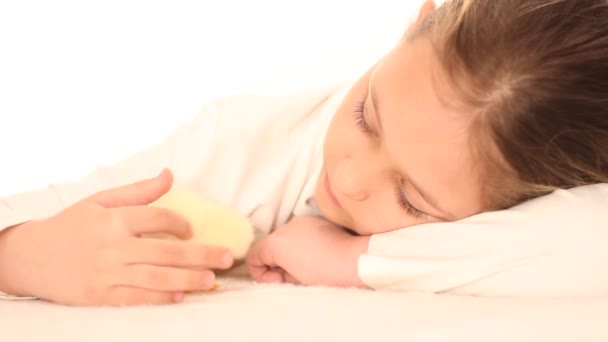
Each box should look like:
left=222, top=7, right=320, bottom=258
left=333, top=157, right=379, bottom=202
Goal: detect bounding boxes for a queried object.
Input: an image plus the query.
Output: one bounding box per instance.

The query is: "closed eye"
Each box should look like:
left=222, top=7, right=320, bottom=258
left=353, top=99, right=374, bottom=136
left=394, top=183, right=425, bottom=218
left=353, top=96, right=427, bottom=219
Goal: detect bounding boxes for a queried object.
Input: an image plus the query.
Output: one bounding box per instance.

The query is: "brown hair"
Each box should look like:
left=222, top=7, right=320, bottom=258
left=416, top=0, right=608, bottom=209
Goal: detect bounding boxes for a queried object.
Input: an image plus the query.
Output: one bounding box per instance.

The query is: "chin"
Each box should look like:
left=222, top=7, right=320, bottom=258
left=315, top=198, right=356, bottom=233
left=313, top=186, right=337, bottom=220
left=322, top=212, right=360, bottom=235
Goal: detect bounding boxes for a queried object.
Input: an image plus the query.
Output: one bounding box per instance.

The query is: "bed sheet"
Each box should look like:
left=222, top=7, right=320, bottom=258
left=2, top=268, right=607, bottom=342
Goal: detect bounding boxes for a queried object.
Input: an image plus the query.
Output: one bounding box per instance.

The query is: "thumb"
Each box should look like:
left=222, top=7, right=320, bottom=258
left=91, top=168, right=174, bottom=208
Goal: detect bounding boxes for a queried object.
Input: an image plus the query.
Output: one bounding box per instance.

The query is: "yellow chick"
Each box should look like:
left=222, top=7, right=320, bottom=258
left=148, top=190, right=254, bottom=260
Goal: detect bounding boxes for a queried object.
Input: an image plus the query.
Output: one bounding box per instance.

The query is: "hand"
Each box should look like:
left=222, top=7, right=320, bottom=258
left=0, top=169, right=234, bottom=306
left=246, top=215, right=370, bottom=288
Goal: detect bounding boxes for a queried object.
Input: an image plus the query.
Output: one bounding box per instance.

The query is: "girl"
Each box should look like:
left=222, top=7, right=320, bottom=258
left=1, top=0, right=607, bottom=306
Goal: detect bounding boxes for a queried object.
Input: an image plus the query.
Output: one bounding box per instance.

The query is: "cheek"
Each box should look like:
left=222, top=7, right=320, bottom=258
left=324, top=71, right=374, bottom=157
left=353, top=209, right=410, bottom=235
left=350, top=192, right=425, bottom=234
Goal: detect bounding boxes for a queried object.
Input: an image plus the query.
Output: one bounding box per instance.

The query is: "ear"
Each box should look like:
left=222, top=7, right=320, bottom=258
left=401, top=0, right=437, bottom=41
left=414, top=0, right=436, bottom=26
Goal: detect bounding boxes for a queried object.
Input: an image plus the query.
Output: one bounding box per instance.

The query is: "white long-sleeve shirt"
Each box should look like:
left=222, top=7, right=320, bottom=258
left=2, top=84, right=608, bottom=300
left=0, top=84, right=344, bottom=299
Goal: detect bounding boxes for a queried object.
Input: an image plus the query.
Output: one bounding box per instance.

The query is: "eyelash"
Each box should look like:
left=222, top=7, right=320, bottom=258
left=352, top=98, right=426, bottom=219
left=394, top=184, right=425, bottom=219
left=353, top=100, right=374, bottom=135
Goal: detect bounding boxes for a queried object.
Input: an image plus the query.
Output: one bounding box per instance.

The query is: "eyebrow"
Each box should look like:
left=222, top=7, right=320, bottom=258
left=368, top=81, right=454, bottom=220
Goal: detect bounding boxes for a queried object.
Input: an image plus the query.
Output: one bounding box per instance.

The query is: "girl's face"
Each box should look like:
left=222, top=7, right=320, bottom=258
left=315, top=17, right=486, bottom=235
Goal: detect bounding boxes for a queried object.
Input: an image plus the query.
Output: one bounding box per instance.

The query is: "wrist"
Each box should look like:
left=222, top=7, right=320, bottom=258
left=332, top=233, right=371, bottom=289
left=0, top=222, right=37, bottom=297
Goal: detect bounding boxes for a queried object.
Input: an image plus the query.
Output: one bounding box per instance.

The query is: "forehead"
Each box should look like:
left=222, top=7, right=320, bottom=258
left=374, top=39, right=464, bottom=136
left=372, top=39, right=483, bottom=217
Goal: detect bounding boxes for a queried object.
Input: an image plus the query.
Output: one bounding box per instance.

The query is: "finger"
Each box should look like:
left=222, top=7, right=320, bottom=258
left=115, top=205, right=192, bottom=239
left=119, top=264, right=217, bottom=292
left=256, top=268, right=285, bottom=283
left=245, top=239, right=277, bottom=268
left=106, top=286, right=181, bottom=306
left=247, top=263, right=266, bottom=281
left=125, top=239, right=234, bottom=269
left=246, top=242, right=280, bottom=282
left=92, top=168, right=173, bottom=208
left=283, top=273, right=301, bottom=285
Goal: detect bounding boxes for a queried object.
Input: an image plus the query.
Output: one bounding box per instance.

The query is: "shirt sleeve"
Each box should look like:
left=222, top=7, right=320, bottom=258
left=358, top=183, right=608, bottom=297
left=0, top=99, right=225, bottom=299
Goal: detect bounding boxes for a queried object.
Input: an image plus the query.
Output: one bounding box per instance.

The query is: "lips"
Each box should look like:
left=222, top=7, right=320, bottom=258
left=324, top=173, right=342, bottom=208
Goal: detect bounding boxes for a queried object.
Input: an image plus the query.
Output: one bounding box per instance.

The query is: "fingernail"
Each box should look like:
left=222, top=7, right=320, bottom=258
left=222, top=252, right=234, bottom=267
left=202, top=273, right=215, bottom=287
left=173, top=292, right=184, bottom=303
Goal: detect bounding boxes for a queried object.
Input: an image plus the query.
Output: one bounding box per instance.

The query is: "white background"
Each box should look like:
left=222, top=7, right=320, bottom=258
left=0, top=0, right=425, bottom=197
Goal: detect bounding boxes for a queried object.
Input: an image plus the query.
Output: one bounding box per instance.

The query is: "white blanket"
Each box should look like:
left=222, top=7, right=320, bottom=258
left=2, top=267, right=607, bottom=342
